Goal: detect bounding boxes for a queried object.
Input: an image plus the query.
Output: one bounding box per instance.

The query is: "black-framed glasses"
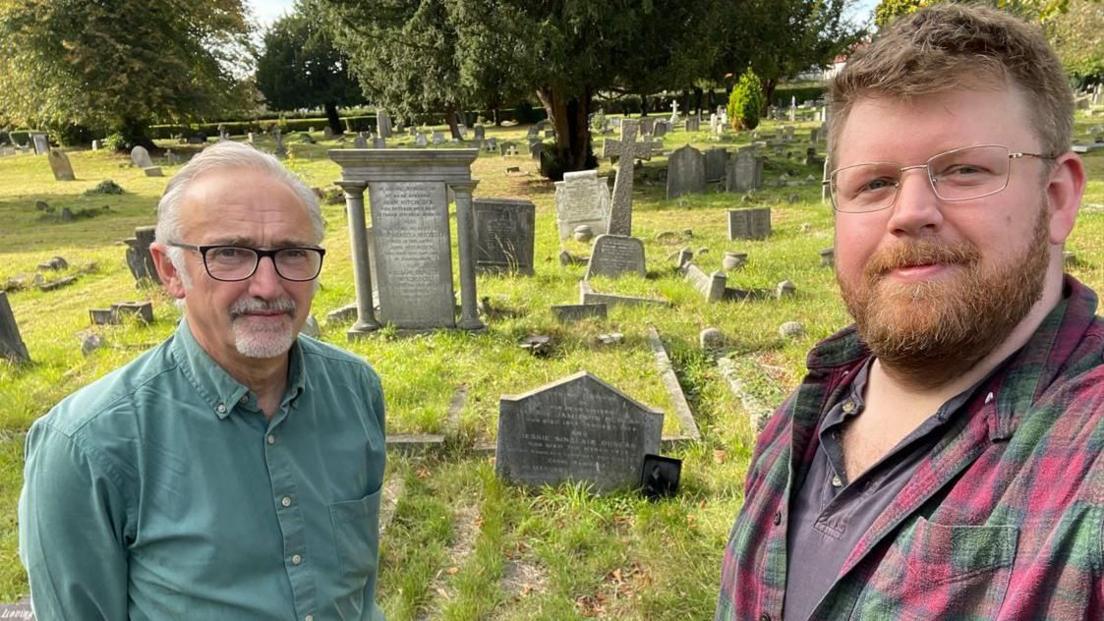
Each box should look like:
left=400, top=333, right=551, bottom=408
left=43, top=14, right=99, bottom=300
left=168, top=243, right=325, bottom=282
left=824, top=144, right=1054, bottom=213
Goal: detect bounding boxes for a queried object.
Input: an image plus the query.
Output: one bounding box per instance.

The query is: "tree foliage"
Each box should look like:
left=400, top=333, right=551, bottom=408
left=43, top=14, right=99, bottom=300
left=255, top=0, right=364, bottom=134
left=874, top=0, right=1088, bottom=27
left=1047, top=0, right=1104, bottom=79
left=728, top=69, right=765, bottom=130
left=0, top=0, right=254, bottom=146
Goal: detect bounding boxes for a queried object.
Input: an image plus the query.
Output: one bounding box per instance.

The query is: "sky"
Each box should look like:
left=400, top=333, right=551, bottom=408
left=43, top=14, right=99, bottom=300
left=246, top=0, right=881, bottom=31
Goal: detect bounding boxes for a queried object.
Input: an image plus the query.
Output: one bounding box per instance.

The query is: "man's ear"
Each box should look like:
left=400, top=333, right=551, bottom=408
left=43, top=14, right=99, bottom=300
left=1046, top=151, right=1087, bottom=245
left=149, top=243, right=187, bottom=299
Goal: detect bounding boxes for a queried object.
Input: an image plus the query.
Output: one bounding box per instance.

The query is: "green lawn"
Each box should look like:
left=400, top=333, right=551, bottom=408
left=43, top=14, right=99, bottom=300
left=1, top=113, right=1103, bottom=618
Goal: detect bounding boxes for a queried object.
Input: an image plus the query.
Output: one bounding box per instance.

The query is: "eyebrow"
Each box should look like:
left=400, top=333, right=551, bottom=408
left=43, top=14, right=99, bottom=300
left=204, top=237, right=319, bottom=249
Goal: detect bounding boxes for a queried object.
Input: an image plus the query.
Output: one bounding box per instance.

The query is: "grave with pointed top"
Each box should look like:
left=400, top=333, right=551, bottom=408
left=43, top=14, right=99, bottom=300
left=0, top=292, right=30, bottom=363
left=666, top=145, right=705, bottom=199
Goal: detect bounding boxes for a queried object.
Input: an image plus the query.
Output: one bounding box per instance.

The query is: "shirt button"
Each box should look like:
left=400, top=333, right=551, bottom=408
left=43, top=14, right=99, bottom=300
left=842, top=400, right=856, bottom=414
left=773, top=510, right=782, bottom=526
left=831, top=474, right=843, bottom=487
left=281, top=496, right=293, bottom=508
left=291, top=553, right=302, bottom=565
left=267, top=434, right=277, bottom=445
left=216, top=403, right=227, bottom=414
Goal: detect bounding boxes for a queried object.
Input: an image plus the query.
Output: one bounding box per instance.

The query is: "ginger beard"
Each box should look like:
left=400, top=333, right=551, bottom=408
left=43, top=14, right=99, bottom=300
left=839, top=203, right=1051, bottom=388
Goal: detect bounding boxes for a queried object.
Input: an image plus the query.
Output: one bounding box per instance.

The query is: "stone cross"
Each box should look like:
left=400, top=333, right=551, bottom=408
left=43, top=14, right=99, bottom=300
left=670, top=100, right=680, bottom=124
left=601, top=119, right=654, bottom=236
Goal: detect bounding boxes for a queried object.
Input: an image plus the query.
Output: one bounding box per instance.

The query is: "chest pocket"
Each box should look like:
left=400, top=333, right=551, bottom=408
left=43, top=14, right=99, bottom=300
left=851, top=517, right=1018, bottom=620
left=330, top=488, right=382, bottom=604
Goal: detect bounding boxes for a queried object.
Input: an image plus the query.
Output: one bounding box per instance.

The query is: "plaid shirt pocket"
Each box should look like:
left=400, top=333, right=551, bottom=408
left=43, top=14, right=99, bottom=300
left=852, top=517, right=1019, bottom=620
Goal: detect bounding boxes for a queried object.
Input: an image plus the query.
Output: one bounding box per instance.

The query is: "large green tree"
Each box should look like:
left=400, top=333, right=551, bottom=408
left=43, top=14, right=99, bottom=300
left=255, top=0, right=364, bottom=135
left=0, top=0, right=254, bottom=148
left=1047, top=0, right=1104, bottom=79
left=875, top=0, right=1084, bottom=26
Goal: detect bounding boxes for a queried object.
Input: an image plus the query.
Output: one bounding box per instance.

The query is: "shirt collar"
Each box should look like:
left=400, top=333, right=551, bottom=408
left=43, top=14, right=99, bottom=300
left=170, top=318, right=307, bottom=420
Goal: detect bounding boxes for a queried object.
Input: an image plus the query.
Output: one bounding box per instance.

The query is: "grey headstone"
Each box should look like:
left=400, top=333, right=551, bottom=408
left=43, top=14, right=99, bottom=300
left=725, top=149, right=763, bottom=192
left=683, top=263, right=726, bottom=302
left=554, top=169, right=611, bottom=240
left=47, top=149, right=75, bottom=181
left=685, top=116, right=701, bottom=132
left=473, top=125, right=485, bottom=144
left=131, top=146, right=154, bottom=169
left=273, top=130, right=287, bottom=159
left=142, top=166, right=163, bottom=177
left=0, top=292, right=30, bottom=363
left=431, top=131, right=444, bottom=145
left=354, top=133, right=368, bottom=148
left=551, top=304, right=607, bottom=322
left=639, top=117, right=656, bottom=135
left=376, top=110, right=392, bottom=138
left=372, top=137, right=386, bottom=149
left=369, top=181, right=456, bottom=328
left=31, top=132, right=49, bottom=155
left=112, top=301, right=154, bottom=324
left=496, top=371, right=664, bottom=492
left=415, top=133, right=428, bottom=147
left=585, top=234, right=646, bottom=280
left=323, top=126, right=334, bottom=139
left=704, top=148, right=728, bottom=183
left=473, top=198, right=535, bottom=275
left=727, top=208, right=772, bottom=241
left=602, top=119, right=654, bottom=236
left=666, top=145, right=705, bottom=199
left=124, top=225, right=161, bottom=284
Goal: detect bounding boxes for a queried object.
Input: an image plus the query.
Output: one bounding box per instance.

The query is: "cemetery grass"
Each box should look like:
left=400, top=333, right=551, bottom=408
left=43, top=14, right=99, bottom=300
left=1, top=117, right=1103, bottom=617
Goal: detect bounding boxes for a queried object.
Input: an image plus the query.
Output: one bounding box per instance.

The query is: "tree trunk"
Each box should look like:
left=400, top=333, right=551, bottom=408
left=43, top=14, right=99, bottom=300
left=119, top=117, right=156, bottom=153
left=447, top=110, right=463, bottom=140
left=324, top=102, right=343, bottom=136
left=639, top=93, right=649, bottom=116
left=536, top=86, right=593, bottom=178
left=763, top=79, right=777, bottom=116
left=693, top=87, right=704, bottom=116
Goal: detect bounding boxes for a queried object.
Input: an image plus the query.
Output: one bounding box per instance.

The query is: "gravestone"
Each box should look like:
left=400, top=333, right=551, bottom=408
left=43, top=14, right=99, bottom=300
left=373, top=137, right=387, bottom=149
left=354, top=132, right=368, bottom=148
left=131, top=146, right=154, bottom=168
left=682, top=262, right=727, bottom=302
left=376, top=110, right=392, bottom=138
left=0, top=292, right=30, bottom=363
left=529, top=141, right=543, bottom=160
left=496, top=371, right=664, bottom=492
left=323, top=126, right=334, bottom=139
left=31, top=132, right=49, bottom=155
left=639, top=117, right=656, bottom=135
left=666, top=145, right=705, bottom=199
left=685, top=116, right=701, bottom=132
left=472, top=198, right=535, bottom=275
left=728, top=208, right=772, bottom=240
left=725, top=149, right=763, bottom=192
left=670, top=100, right=680, bottom=124
left=704, top=148, right=728, bottom=183
left=330, top=148, right=483, bottom=335
left=653, top=121, right=668, bottom=137
left=273, top=129, right=287, bottom=159
left=47, top=149, right=75, bottom=181
left=415, top=133, right=428, bottom=147
left=585, top=234, right=646, bottom=279
left=554, top=169, right=611, bottom=240
left=124, top=225, right=161, bottom=284
left=431, top=131, right=444, bottom=145
left=602, top=119, right=654, bottom=236
left=473, top=125, right=485, bottom=145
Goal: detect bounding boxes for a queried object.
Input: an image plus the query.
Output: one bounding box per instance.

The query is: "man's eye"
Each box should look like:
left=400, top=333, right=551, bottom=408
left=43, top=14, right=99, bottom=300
left=211, top=247, right=251, bottom=260
left=859, top=177, right=895, bottom=193
left=941, top=164, right=987, bottom=176
left=281, top=249, right=308, bottom=259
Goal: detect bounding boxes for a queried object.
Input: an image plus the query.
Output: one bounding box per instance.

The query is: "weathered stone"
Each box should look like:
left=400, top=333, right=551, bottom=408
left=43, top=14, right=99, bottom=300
left=37, top=256, right=68, bottom=271
left=776, top=280, right=797, bottom=299
left=48, top=149, right=76, bottom=181
left=473, top=198, right=535, bottom=275
left=496, top=371, right=664, bottom=492
left=585, top=234, right=646, bottom=280
left=554, top=169, right=610, bottom=240
left=573, top=225, right=594, bottom=242
left=0, top=292, right=30, bottom=363
left=666, top=145, right=706, bottom=199
left=551, top=304, right=607, bottom=322
left=779, top=321, right=805, bottom=338
left=727, top=208, right=772, bottom=240
left=699, top=327, right=724, bottom=350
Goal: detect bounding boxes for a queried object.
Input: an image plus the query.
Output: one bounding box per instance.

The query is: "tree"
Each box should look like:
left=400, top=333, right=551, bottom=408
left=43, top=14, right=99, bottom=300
left=1046, top=0, right=1104, bottom=80
left=874, top=0, right=1085, bottom=27
left=255, top=0, right=364, bottom=135
left=728, top=69, right=765, bottom=130
left=0, top=0, right=254, bottom=148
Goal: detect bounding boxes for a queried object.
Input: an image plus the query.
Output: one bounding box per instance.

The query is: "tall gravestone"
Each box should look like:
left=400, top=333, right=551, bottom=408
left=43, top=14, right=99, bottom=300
left=496, top=371, right=664, bottom=492
left=330, top=149, right=482, bottom=336
left=47, top=149, right=75, bottom=181
left=376, top=110, right=392, bottom=138
left=704, top=148, right=729, bottom=183
left=602, top=119, right=654, bottom=236
left=0, top=292, right=30, bottom=363
left=473, top=198, right=535, bottom=275
left=131, top=146, right=154, bottom=168
left=728, top=208, right=772, bottom=240
left=685, top=116, right=701, bottom=132
left=585, top=235, right=646, bottom=279
left=666, top=145, right=705, bottom=199
left=31, top=132, right=49, bottom=155
left=274, top=129, right=287, bottom=159
left=554, top=170, right=611, bottom=240
left=725, top=149, right=763, bottom=193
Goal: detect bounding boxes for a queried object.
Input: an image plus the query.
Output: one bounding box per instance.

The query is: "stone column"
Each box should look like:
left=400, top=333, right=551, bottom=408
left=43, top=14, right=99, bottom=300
left=337, top=180, right=381, bottom=338
left=450, top=180, right=485, bottom=330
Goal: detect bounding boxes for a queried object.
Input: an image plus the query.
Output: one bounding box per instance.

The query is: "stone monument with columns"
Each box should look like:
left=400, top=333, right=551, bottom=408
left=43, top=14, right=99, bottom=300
left=330, top=149, right=483, bottom=337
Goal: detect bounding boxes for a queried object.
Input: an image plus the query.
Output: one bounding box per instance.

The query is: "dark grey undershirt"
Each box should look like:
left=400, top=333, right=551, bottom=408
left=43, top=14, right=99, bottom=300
left=781, top=358, right=986, bottom=621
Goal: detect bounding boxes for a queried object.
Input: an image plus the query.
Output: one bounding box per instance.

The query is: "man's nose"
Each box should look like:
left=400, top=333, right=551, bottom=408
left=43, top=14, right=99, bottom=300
left=886, top=165, right=944, bottom=236
left=248, top=255, right=284, bottom=298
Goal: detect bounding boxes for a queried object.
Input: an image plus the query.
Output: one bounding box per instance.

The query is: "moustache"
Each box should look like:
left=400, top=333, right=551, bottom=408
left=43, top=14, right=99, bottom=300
left=863, top=240, right=980, bottom=278
left=229, top=296, right=296, bottom=318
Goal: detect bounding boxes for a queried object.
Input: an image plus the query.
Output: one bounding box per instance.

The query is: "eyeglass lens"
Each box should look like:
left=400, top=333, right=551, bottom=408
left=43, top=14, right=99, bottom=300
left=204, top=247, right=323, bottom=281
left=831, top=145, right=1013, bottom=213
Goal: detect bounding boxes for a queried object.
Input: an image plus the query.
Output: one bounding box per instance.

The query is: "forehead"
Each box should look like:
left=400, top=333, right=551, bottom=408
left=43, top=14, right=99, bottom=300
left=178, top=168, right=313, bottom=242
left=834, top=86, right=1036, bottom=166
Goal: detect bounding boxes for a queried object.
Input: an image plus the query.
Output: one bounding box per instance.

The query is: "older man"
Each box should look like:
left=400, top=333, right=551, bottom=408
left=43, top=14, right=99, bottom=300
left=717, top=5, right=1097, bottom=620
left=19, top=141, right=386, bottom=620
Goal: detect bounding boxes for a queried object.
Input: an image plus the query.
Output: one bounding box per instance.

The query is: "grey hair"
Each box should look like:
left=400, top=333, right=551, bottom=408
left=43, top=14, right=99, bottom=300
left=155, top=141, right=324, bottom=254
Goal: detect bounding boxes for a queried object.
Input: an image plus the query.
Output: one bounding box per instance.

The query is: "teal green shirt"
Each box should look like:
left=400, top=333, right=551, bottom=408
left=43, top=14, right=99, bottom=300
left=18, top=319, right=386, bottom=620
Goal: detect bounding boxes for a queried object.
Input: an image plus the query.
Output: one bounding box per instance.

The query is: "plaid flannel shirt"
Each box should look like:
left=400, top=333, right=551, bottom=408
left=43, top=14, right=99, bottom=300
left=716, top=276, right=1104, bottom=621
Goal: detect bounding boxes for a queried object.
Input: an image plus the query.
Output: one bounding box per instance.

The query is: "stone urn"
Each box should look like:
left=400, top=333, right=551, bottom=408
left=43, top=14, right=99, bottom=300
left=722, top=251, right=748, bottom=271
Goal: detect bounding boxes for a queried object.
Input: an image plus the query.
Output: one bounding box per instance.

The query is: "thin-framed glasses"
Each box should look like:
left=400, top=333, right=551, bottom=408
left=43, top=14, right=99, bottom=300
left=824, top=144, right=1053, bottom=213
left=168, top=243, right=325, bottom=282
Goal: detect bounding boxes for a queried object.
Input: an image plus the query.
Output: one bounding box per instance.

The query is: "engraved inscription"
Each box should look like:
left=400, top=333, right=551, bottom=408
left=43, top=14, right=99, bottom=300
left=369, top=181, right=456, bottom=327
left=586, top=235, right=645, bottom=279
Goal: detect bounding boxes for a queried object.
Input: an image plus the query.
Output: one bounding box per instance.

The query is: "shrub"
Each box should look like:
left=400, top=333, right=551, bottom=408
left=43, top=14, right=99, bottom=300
left=84, top=180, right=125, bottom=195
left=727, top=69, right=764, bottom=131
left=103, top=132, right=128, bottom=152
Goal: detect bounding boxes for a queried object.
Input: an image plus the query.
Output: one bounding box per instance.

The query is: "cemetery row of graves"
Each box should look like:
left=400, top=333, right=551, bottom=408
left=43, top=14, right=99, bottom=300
left=1, top=99, right=1103, bottom=617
